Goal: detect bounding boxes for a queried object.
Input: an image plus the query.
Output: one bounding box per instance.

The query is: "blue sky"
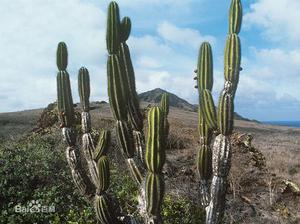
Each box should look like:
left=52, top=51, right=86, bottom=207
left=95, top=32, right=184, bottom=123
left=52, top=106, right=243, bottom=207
left=1, top=0, right=300, bottom=121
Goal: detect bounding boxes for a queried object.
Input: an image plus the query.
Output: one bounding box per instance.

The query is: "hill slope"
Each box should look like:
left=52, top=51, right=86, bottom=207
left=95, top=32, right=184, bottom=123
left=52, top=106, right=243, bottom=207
left=139, top=88, right=196, bottom=111
left=139, top=88, right=249, bottom=120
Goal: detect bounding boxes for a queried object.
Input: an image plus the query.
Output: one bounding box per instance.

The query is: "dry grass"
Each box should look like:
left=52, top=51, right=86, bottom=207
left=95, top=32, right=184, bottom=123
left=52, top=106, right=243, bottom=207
left=1, top=102, right=300, bottom=223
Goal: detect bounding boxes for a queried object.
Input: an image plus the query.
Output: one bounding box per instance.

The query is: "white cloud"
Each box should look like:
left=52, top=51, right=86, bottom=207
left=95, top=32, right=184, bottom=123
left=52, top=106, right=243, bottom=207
left=0, top=0, right=215, bottom=113
left=2, top=0, right=299, bottom=121
left=157, top=21, right=216, bottom=48
left=0, top=0, right=107, bottom=112
left=244, top=0, right=300, bottom=42
left=233, top=46, right=300, bottom=120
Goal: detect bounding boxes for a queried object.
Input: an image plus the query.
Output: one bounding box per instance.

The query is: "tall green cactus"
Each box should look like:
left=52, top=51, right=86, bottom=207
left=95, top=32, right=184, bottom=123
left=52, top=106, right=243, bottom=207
left=145, top=107, right=165, bottom=223
left=55, top=0, right=243, bottom=223
left=195, top=0, right=243, bottom=223
left=106, top=2, right=168, bottom=223
left=196, top=42, right=214, bottom=207
left=78, top=67, right=90, bottom=112
left=56, top=43, right=123, bottom=223
left=197, top=42, right=213, bottom=91
left=160, top=93, right=169, bottom=144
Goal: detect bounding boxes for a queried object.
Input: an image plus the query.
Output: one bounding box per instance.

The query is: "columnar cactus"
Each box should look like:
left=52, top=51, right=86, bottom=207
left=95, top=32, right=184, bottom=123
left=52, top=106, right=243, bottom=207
left=56, top=43, right=95, bottom=200
left=57, top=43, right=122, bottom=223
left=195, top=0, right=243, bottom=223
left=56, top=0, right=242, bottom=223
left=145, top=107, right=165, bottom=223
left=195, top=42, right=214, bottom=207
left=160, top=93, right=169, bottom=143
left=106, top=2, right=168, bottom=223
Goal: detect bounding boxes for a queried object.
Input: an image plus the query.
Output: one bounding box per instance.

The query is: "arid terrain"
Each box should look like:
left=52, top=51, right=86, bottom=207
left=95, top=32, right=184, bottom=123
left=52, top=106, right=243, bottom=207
left=0, top=90, right=299, bottom=223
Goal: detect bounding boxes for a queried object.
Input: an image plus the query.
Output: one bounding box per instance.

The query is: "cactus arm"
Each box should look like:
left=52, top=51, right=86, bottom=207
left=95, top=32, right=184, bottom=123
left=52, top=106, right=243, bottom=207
left=106, top=1, right=120, bottom=55
left=78, top=67, right=90, bottom=112
left=160, top=93, right=169, bottom=147
left=106, top=2, right=144, bottom=175
left=77, top=67, right=121, bottom=223
left=118, top=25, right=145, bottom=166
left=118, top=42, right=145, bottom=165
left=200, top=89, right=217, bottom=130
left=145, top=107, right=165, bottom=224
left=57, top=43, right=122, bottom=223
left=204, top=0, right=243, bottom=223
left=56, top=42, right=95, bottom=201
left=229, top=0, right=243, bottom=34
left=196, top=42, right=214, bottom=207
left=217, top=91, right=234, bottom=136
left=197, top=42, right=213, bottom=91
left=120, top=17, right=131, bottom=42
left=106, top=3, right=149, bottom=223
left=224, top=34, right=241, bottom=97
left=106, top=0, right=146, bottom=187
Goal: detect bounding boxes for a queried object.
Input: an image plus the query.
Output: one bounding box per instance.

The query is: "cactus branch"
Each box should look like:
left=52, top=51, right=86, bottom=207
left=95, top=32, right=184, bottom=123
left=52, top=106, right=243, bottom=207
left=198, top=0, right=243, bottom=223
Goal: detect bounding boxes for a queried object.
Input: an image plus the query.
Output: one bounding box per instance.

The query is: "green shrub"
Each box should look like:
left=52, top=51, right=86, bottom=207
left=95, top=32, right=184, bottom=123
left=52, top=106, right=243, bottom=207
left=162, top=194, right=205, bottom=224
left=0, top=135, right=95, bottom=224
left=0, top=133, right=205, bottom=223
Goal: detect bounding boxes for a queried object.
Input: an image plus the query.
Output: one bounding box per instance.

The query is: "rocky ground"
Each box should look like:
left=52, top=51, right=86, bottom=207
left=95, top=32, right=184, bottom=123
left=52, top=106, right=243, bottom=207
left=0, top=101, right=299, bottom=223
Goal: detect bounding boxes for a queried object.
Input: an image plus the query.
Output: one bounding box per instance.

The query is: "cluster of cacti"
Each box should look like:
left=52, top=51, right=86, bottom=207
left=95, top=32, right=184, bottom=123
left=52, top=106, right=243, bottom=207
left=57, top=43, right=122, bottom=223
left=56, top=0, right=243, bottom=223
left=57, top=1, right=169, bottom=223
left=106, top=2, right=169, bottom=223
left=195, top=0, right=242, bottom=223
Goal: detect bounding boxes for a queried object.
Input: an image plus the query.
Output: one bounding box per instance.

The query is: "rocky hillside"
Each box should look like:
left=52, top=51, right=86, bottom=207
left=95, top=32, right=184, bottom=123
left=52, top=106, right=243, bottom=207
left=139, top=88, right=249, bottom=120
left=139, top=88, right=196, bottom=111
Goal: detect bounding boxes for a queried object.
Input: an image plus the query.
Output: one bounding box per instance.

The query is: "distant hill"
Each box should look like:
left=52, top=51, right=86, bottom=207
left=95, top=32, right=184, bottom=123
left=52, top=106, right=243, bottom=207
left=139, top=88, right=196, bottom=112
left=138, top=88, right=249, bottom=121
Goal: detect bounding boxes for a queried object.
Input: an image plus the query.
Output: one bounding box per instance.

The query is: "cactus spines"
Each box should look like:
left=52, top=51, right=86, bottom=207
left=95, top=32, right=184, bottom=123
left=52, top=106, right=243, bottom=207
left=107, top=55, right=128, bottom=121
left=56, top=42, right=75, bottom=128
left=126, top=158, right=143, bottom=184
left=94, top=194, right=118, bottom=224
left=224, top=34, right=241, bottom=86
left=106, top=1, right=121, bottom=54
left=145, top=107, right=165, bottom=173
left=160, top=93, right=169, bottom=116
left=94, top=130, right=110, bottom=161
left=145, top=173, right=164, bottom=216
left=78, top=67, right=90, bottom=112
left=119, top=42, right=143, bottom=131
left=144, top=107, right=166, bottom=223
left=56, top=42, right=68, bottom=70
left=197, top=145, right=212, bottom=181
left=197, top=42, right=213, bottom=91
left=96, top=156, right=110, bottom=193
left=57, top=71, right=75, bottom=128
left=229, top=0, right=243, bottom=34
left=200, top=89, right=217, bottom=130
left=198, top=108, right=212, bottom=146
left=116, top=120, right=135, bottom=158
left=120, top=17, right=131, bottom=42
left=217, top=91, right=234, bottom=135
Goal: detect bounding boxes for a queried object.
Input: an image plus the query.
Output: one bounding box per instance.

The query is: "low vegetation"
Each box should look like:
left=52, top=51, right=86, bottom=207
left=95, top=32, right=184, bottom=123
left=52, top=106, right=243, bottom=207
left=0, top=133, right=205, bottom=223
